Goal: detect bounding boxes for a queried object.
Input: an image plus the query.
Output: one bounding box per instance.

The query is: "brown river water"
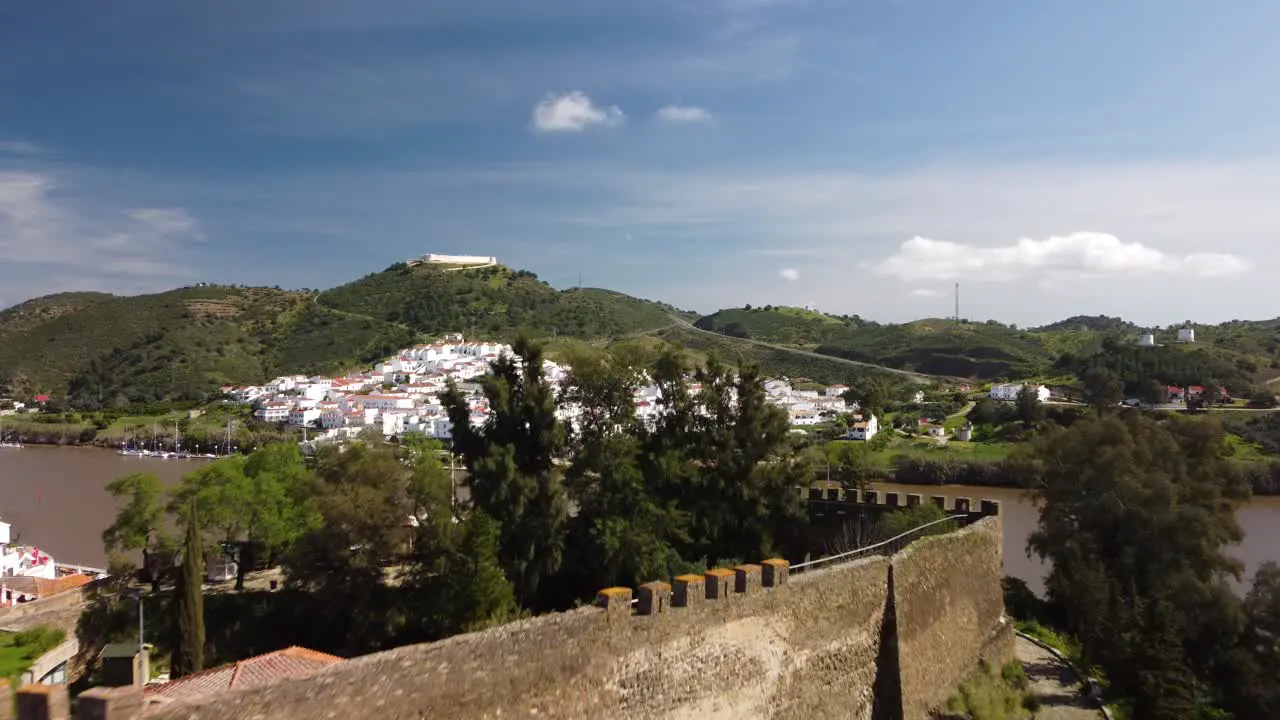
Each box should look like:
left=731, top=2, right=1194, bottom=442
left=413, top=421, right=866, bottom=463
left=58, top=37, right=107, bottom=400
left=1, top=447, right=1277, bottom=596
left=872, top=481, right=1280, bottom=596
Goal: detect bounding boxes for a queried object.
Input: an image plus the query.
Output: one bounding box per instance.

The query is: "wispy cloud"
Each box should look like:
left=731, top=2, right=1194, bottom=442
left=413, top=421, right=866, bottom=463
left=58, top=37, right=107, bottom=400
left=909, top=287, right=941, bottom=298
left=656, top=105, right=713, bottom=123
left=531, top=91, right=624, bottom=133
left=0, top=140, right=46, bottom=156
left=874, top=233, right=1248, bottom=283
left=747, top=248, right=819, bottom=257
left=779, top=267, right=800, bottom=281
left=0, top=171, right=201, bottom=300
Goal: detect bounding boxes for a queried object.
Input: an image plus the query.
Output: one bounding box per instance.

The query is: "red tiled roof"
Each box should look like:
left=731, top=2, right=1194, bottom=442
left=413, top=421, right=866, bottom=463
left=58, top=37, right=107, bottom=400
left=146, top=647, right=342, bottom=704
left=0, top=573, right=93, bottom=599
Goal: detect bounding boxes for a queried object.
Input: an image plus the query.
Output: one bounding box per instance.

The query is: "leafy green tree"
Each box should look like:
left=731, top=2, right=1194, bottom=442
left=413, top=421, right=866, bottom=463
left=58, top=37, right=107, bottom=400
left=171, top=501, right=205, bottom=678
left=1014, top=385, right=1044, bottom=428
left=285, top=442, right=414, bottom=591
left=282, top=441, right=421, bottom=651
left=1081, top=366, right=1124, bottom=415
left=969, top=397, right=1001, bottom=425
left=1221, top=562, right=1280, bottom=718
left=173, top=445, right=321, bottom=591
left=560, top=351, right=688, bottom=591
left=676, top=355, right=806, bottom=565
left=1022, top=413, right=1250, bottom=717
left=410, top=509, right=518, bottom=639
left=1247, top=391, right=1277, bottom=409
left=442, top=337, right=569, bottom=606
left=1138, top=379, right=1170, bottom=406
left=103, top=473, right=172, bottom=592
left=824, top=440, right=878, bottom=492
left=843, top=378, right=888, bottom=420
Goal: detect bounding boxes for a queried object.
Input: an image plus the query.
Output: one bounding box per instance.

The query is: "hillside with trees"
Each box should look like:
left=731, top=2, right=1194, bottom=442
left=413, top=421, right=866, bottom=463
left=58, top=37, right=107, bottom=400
left=0, top=264, right=689, bottom=406
left=318, top=263, right=690, bottom=340
left=693, top=305, right=1280, bottom=390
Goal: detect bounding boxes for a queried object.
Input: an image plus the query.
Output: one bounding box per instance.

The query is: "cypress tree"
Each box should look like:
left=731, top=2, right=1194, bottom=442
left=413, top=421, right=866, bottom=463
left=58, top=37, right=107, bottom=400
left=171, top=500, right=205, bottom=678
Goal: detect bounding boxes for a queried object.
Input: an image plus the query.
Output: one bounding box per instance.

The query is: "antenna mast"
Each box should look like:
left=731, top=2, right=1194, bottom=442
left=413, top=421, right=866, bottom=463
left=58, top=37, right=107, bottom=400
left=954, top=282, right=960, bottom=324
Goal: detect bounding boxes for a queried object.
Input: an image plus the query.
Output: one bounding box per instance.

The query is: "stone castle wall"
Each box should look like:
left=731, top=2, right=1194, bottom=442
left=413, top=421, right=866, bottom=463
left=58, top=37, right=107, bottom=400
left=2, top=515, right=1010, bottom=720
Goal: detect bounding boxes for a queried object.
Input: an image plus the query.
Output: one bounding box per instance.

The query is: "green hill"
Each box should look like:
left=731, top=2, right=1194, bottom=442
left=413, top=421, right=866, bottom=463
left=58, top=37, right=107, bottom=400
left=691, top=306, right=1280, bottom=389
left=694, top=308, right=1053, bottom=378
left=0, top=263, right=691, bottom=407
left=319, top=263, right=686, bottom=340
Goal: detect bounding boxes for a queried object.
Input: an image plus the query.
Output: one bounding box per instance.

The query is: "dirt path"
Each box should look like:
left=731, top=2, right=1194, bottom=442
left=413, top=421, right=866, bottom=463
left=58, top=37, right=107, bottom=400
left=1015, top=635, right=1104, bottom=720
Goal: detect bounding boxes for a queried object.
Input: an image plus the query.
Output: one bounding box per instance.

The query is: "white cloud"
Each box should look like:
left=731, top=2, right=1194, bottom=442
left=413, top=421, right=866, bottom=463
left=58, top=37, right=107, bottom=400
left=656, top=105, right=713, bottom=123
left=0, top=171, right=201, bottom=300
left=874, top=232, right=1248, bottom=282
left=909, top=288, right=941, bottom=298
left=532, top=91, right=624, bottom=133
left=779, top=267, right=800, bottom=281
left=0, top=140, right=45, bottom=156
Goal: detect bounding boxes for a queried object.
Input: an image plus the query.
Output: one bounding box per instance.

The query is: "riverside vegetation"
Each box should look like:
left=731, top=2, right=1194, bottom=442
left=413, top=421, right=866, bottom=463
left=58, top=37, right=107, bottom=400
left=78, top=339, right=1280, bottom=719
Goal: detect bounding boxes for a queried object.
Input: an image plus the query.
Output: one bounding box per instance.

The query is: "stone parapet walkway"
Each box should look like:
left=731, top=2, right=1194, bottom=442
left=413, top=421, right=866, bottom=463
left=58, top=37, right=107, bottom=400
left=1015, top=635, right=1105, bottom=720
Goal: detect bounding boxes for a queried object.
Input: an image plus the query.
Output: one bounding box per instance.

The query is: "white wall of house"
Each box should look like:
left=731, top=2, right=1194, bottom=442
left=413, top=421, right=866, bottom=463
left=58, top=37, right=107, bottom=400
left=846, top=414, right=880, bottom=441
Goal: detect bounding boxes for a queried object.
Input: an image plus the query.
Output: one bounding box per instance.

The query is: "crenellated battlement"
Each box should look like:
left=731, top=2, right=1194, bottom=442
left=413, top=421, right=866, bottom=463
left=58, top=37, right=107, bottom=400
left=3, top=512, right=1010, bottom=720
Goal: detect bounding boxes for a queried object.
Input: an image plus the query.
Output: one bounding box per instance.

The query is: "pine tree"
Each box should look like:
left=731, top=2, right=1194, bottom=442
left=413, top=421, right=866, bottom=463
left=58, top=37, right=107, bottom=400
left=442, top=336, right=568, bottom=607
left=171, top=500, right=205, bottom=678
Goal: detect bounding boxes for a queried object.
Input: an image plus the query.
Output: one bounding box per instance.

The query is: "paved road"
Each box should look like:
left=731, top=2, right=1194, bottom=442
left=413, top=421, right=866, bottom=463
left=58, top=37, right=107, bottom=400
left=1015, top=635, right=1104, bottom=720
left=662, top=313, right=938, bottom=384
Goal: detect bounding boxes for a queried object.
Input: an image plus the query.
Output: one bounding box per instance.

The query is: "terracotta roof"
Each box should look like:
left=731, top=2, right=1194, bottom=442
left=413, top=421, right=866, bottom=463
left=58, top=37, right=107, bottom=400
left=1, top=573, right=92, bottom=598
left=146, top=647, right=343, bottom=705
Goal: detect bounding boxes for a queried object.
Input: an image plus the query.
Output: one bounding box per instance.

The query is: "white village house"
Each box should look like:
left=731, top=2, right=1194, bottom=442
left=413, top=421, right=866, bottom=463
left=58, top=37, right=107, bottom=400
left=989, top=383, right=1050, bottom=403
left=845, top=414, right=880, bottom=441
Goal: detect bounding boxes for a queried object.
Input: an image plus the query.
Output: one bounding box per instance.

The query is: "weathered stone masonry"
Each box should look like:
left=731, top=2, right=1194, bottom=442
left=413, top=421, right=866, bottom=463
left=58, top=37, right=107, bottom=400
left=2, top=513, right=1010, bottom=720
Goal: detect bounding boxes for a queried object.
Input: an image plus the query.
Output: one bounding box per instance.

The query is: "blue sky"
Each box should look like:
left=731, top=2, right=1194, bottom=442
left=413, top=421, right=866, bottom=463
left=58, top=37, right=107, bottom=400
left=1, top=0, right=1278, bottom=325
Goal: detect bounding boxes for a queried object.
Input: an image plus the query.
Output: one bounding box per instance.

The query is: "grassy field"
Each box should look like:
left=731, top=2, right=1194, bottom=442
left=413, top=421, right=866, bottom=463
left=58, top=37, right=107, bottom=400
left=873, top=437, right=1014, bottom=465
left=0, top=628, right=67, bottom=684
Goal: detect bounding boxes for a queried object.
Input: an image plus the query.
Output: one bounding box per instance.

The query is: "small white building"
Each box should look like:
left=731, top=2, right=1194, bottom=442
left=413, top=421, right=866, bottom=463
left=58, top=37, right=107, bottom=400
left=287, top=407, right=321, bottom=427
left=824, top=385, right=848, bottom=398
left=845, top=414, right=880, bottom=441
left=989, top=383, right=1050, bottom=403
left=345, top=394, right=416, bottom=412
left=1138, top=333, right=1156, bottom=347
left=255, top=402, right=293, bottom=423
left=1177, top=327, right=1196, bottom=343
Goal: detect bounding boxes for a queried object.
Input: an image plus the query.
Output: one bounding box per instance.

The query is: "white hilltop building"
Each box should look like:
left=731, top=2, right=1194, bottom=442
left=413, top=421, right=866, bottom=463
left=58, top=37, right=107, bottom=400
left=1177, top=327, right=1196, bottom=343
left=1138, top=333, right=1156, bottom=347
left=406, top=254, right=497, bottom=267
